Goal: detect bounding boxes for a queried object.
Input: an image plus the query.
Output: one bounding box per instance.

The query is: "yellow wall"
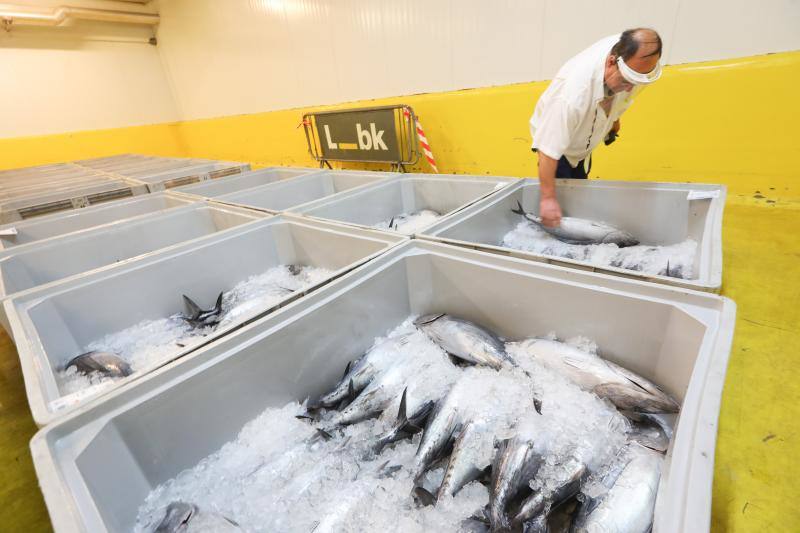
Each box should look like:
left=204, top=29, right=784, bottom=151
left=1, top=50, right=797, bottom=207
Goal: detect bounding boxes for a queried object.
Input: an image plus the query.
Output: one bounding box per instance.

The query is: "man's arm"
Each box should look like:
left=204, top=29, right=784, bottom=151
left=537, top=152, right=562, bottom=227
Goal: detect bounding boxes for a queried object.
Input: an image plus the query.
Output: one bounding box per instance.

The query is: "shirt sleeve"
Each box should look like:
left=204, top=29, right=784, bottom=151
left=530, top=96, right=578, bottom=161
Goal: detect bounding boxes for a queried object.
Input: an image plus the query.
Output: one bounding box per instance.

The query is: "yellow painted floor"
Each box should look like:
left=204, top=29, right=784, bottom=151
left=0, top=199, right=797, bottom=532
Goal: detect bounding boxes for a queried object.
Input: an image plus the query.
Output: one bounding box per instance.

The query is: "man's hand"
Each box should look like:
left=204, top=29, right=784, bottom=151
left=539, top=196, right=562, bottom=228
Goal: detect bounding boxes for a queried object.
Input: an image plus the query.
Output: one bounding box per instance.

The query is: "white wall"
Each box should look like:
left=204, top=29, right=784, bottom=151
left=0, top=0, right=179, bottom=139
left=155, top=0, right=800, bottom=121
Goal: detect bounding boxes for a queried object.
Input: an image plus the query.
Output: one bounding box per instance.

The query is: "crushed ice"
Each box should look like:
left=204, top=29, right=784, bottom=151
left=502, top=220, right=697, bottom=279
left=373, top=209, right=441, bottom=234
left=134, top=319, right=637, bottom=532
left=55, top=265, right=333, bottom=405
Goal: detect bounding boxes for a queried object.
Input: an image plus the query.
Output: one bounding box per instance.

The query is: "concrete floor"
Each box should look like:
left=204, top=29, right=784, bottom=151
left=0, top=200, right=797, bottom=532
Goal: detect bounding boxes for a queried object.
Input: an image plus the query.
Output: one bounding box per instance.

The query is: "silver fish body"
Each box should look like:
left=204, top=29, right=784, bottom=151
left=330, top=360, right=411, bottom=426
left=512, top=201, right=638, bottom=247
left=489, top=435, right=543, bottom=532
left=413, top=388, right=464, bottom=481
left=438, top=418, right=495, bottom=499
left=314, top=334, right=409, bottom=408
left=415, top=314, right=513, bottom=370
left=65, top=351, right=132, bottom=378
left=572, top=447, right=662, bottom=533
left=512, top=456, right=586, bottom=525
left=153, top=501, right=240, bottom=532
left=512, top=338, right=679, bottom=413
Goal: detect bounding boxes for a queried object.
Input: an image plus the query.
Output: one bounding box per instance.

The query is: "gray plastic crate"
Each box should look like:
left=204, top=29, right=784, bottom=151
left=29, top=240, right=736, bottom=533
left=125, top=162, right=252, bottom=193
left=72, top=154, right=144, bottom=169
left=213, top=170, right=394, bottom=213
left=0, top=202, right=266, bottom=301
left=291, top=173, right=515, bottom=235
left=0, top=192, right=195, bottom=251
left=0, top=179, right=149, bottom=223
left=172, top=167, right=321, bottom=199
left=7, top=214, right=406, bottom=426
left=418, top=178, right=726, bottom=292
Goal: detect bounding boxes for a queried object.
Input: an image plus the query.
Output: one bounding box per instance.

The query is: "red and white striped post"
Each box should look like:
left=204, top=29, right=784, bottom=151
left=404, top=108, right=438, bottom=173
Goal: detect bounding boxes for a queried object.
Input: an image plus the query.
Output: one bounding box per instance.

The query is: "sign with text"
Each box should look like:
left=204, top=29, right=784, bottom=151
left=314, top=108, right=401, bottom=163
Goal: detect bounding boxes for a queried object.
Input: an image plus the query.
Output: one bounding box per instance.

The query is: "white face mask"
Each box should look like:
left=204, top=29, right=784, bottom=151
left=616, top=56, right=662, bottom=85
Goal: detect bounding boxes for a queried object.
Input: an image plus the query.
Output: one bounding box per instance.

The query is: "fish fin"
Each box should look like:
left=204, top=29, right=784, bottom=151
left=182, top=294, right=202, bottom=320
left=348, top=379, right=356, bottom=401
left=593, top=383, right=679, bottom=413
left=413, top=313, right=446, bottom=327
left=666, top=260, right=671, bottom=277
left=213, top=291, right=223, bottom=313
left=511, top=200, right=526, bottom=216
left=342, top=360, right=352, bottom=380
left=397, top=387, right=409, bottom=426
left=412, top=486, right=436, bottom=507
left=315, top=428, right=334, bottom=441
left=295, top=414, right=314, bottom=422
left=533, top=396, right=543, bottom=415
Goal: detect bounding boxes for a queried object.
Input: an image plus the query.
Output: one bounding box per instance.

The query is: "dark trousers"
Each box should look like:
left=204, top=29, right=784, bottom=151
left=532, top=148, right=591, bottom=179
left=556, top=155, right=590, bottom=179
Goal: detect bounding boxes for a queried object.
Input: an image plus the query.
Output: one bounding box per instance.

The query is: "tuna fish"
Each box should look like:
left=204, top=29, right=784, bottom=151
left=374, top=388, right=436, bottom=454
left=437, top=418, right=495, bottom=499
left=65, top=350, right=132, bottom=378
left=182, top=292, right=224, bottom=328
left=571, top=445, right=662, bottom=533
left=414, top=314, right=514, bottom=370
left=512, top=456, right=586, bottom=526
left=310, top=334, right=410, bottom=409
left=512, top=201, right=639, bottom=247
left=153, top=501, right=240, bottom=532
left=489, top=434, right=543, bottom=532
left=412, top=387, right=464, bottom=482
left=511, top=338, right=679, bottom=413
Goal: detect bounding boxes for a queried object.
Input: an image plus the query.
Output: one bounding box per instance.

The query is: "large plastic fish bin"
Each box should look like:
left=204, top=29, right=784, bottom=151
left=0, top=162, right=79, bottom=179
left=28, top=240, right=735, bottom=532
left=0, top=202, right=267, bottom=304
left=171, top=167, right=318, bottom=199
left=212, top=170, right=393, bottom=213
left=73, top=154, right=147, bottom=169
left=0, top=193, right=196, bottom=251
left=418, top=178, right=726, bottom=292
left=124, top=162, right=252, bottom=193
left=75, top=156, right=189, bottom=174
left=0, top=178, right=150, bottom=223
left=290, top=173, right=515, bottom=235
left=8, top=214, right=406, bottom=426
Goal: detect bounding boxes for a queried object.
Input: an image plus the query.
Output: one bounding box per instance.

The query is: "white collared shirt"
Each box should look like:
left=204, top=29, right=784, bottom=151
left=530, top=34, right=642, bottom=167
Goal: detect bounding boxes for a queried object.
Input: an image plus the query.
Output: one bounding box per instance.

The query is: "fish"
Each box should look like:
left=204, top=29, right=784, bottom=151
left=288, top=264, right=305, bottom=276
left=182, top=292, right=224, bottom=328
left=385, top=209, right=440, bottom=233
left=414, top=314, right=514, bottom=370
left=626, top=417, right=672, bottom=453
left=489, top=434, right=543, bottom=532
left=374, top=388, right=435, bottom=453
left=437, top=418, right=495, bottom=499
left=512, top=201, right=639, bottom=247
left=310, top=334, right=411, bottom=410
left=571, top=445, right=662, bottom=533
left=412, top=387, right=464, bottom=482
left=329, top=343, right=449, bottom=427
left=153, top=501, right=241, bottom=532
left=65, top=351, right=132, bottom=378
left=512, top=338, right=679, bottom=413
left=512, top=456, right=586, bottom=526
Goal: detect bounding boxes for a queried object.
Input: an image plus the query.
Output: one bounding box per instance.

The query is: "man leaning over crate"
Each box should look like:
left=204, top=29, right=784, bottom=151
left=530, top=28, right=663, bottom=228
